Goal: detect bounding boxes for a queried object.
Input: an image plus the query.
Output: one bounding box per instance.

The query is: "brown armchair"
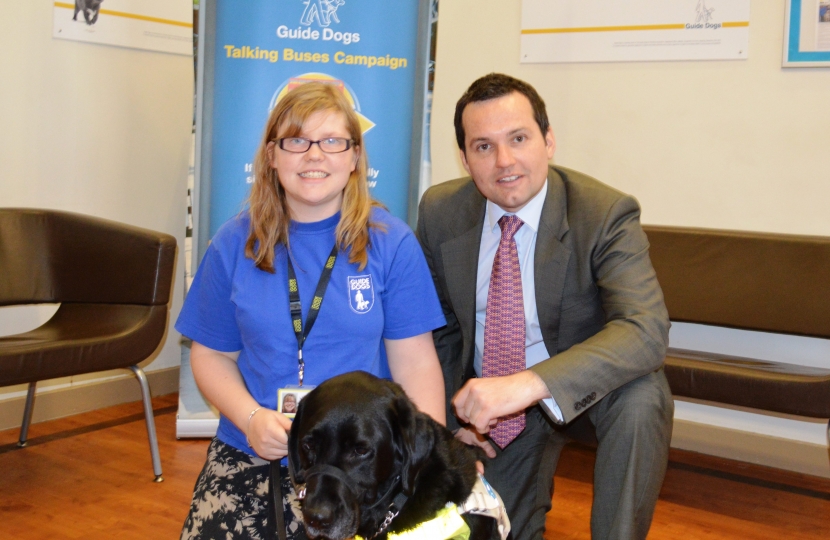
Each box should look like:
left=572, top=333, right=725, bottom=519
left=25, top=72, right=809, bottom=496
left=0, top=208, right=177, bottom=482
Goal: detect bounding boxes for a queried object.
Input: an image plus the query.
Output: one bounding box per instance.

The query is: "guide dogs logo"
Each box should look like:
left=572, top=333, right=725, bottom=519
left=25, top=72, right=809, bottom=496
left=301, top=0, right=345, bottom=28
left=686, top=0, right=722, bottom=29
left=348, top=275, right=374, bottom=314
left=695, top=0, right=715, bottom=25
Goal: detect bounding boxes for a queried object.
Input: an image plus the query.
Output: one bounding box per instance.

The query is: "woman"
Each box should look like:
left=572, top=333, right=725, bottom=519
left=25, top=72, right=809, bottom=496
left=281, top=393, right=297, bottom=414
left=176, top=82, right=447, bottom=539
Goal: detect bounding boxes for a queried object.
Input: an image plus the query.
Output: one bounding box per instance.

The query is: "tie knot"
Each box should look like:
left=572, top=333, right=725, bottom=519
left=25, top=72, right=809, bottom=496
left=498, top=215, right=523, bottom=240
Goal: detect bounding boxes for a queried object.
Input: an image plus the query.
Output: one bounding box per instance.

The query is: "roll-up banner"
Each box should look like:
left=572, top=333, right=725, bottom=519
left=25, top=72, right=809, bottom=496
left=177, top=0, right=433, bottom=437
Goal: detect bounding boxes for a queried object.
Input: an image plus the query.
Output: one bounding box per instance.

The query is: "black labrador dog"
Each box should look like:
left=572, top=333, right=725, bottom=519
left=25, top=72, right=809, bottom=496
left=287, top=371, right=507, bottom=540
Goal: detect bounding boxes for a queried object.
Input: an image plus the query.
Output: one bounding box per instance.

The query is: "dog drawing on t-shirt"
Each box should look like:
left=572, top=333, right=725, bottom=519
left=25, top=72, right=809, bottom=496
left=354, top=289, right=370, bottom=311
left=73, top=0, right=104, bottom=26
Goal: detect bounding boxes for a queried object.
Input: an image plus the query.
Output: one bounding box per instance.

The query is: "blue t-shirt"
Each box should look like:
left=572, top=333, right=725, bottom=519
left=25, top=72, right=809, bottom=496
left=175, top=207, right=446, bottom=454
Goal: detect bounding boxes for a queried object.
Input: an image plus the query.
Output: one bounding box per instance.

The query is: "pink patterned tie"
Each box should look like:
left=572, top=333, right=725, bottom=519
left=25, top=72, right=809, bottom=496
left=482, top=215, right=526, bottom=449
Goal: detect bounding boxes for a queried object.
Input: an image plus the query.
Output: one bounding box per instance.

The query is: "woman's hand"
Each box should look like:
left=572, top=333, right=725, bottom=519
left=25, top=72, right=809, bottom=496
left=191, top=342, right=291, bottom=458
left=246, top=408, right=294, bottom=461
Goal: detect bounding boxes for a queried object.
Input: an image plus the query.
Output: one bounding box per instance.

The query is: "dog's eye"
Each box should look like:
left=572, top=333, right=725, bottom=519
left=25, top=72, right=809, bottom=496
left=301, top=441, right=315, bottom=460
left=353, top=444, right=371, bottom=457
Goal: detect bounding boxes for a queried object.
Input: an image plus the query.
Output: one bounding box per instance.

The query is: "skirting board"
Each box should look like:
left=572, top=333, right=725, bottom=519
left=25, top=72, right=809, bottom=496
left=672, top=418, right=830, bottom=479
left=176, top=417, right=219, bottom=439
left=0, top=367, right=180, bottom=431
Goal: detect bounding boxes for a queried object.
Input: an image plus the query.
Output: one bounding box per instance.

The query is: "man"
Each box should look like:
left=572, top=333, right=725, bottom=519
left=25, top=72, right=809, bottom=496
left=416, top=73, right=673, bottom=540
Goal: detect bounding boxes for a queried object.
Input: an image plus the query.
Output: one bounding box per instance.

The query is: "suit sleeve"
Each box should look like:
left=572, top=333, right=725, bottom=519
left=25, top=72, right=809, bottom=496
left=416, top=190, right=465, bottom=431
left=529, top=195, right=670, bottom=424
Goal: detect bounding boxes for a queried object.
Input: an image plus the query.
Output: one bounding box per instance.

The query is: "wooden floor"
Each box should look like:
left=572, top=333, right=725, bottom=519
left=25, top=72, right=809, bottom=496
left=1, top=395, right=828, bottom=539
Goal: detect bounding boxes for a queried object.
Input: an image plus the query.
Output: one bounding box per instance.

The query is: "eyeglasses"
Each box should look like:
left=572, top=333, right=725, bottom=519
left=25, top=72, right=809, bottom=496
left=277, top=137, right=354, bottom=154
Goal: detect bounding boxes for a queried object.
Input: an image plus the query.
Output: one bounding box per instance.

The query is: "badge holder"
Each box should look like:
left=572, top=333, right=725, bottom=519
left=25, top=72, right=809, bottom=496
left=277, top=386, right=314, bottom=419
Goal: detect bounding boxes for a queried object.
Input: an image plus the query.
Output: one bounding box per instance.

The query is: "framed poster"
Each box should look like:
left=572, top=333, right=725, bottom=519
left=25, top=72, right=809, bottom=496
left=783, top=0, right=830, bottom=66
left=53, top=0, right=192, bottom=55
left=521, top=0, right=750, bottom=63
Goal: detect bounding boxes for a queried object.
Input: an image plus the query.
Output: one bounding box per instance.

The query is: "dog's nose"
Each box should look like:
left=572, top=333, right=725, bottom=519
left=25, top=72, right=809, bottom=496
left=303, top=503, right=335, bottom=531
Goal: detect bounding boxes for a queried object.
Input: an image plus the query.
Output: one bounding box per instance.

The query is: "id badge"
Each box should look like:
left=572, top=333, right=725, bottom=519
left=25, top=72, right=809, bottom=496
left=278, top=385, right=314, bottom=419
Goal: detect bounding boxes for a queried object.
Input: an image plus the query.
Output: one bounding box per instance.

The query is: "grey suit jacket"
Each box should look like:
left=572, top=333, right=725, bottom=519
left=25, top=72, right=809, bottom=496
left=416, top=165, right=670, bottom=429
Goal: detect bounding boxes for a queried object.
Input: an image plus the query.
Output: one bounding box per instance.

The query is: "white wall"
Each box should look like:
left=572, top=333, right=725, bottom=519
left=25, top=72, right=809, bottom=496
left=1, top=1, right=826, bottom=454
left=0, top=3, right=192, bottom=399
left=430, top=2, right=830, bottom=447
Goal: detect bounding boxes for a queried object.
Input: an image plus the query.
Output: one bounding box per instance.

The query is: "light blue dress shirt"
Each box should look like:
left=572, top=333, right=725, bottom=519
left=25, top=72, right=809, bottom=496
left=474, top=180, right=564, bottom=422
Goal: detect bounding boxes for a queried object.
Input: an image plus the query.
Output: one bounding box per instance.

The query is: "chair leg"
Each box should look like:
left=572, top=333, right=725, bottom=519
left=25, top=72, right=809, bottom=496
left=129, top=365, right=164, bottom=482
left=17, top=382, right=37, bottom=448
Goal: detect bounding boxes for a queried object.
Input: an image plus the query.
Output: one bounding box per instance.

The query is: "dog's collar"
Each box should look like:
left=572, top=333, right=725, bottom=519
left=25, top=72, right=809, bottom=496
left=363, top=474, right=408, bottom=539
left=368, top=490, right=408, bottom=539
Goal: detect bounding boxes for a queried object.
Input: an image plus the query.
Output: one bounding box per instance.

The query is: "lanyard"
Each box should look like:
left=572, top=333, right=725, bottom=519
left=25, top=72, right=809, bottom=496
left=287, top=244, right=338, bottom=386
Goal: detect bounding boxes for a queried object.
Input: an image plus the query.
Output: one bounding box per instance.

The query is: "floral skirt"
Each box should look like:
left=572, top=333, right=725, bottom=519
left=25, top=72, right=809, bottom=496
left=180, top=438, right=306, bottom=540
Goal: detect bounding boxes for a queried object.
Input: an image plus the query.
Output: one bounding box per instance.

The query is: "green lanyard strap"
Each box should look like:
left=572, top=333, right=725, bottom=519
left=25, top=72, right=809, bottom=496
left=286, top=244, right=338, bottom=386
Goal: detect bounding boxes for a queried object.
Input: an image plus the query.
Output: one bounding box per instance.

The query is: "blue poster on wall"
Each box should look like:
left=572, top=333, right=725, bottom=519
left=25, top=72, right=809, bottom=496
left=208, top=0, right=420, bottom=238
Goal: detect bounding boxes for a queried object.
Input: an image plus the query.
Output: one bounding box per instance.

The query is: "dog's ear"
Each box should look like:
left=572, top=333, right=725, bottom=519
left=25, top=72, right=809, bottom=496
left=288, top=397, right=305, bottom=485
left=392, top=394, right=435, bottom=494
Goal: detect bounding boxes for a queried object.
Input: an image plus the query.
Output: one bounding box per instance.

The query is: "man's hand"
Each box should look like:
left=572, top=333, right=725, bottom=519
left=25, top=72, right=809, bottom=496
left=453, top=370, right=550, bottom=434
left=454, top=426, right=497, bottom=459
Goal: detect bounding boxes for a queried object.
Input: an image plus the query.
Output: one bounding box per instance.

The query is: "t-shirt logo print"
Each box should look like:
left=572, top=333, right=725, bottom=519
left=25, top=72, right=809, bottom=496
left=348, top=275, right=374, bottom=314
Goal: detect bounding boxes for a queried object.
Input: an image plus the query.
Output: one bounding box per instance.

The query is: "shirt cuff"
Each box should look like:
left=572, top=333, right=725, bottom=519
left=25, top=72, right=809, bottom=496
left=539, top=397, right=564, bottom=424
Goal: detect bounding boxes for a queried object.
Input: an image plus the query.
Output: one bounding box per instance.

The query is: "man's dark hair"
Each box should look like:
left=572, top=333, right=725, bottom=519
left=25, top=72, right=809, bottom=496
left=454, top=73, right=550, bottom=152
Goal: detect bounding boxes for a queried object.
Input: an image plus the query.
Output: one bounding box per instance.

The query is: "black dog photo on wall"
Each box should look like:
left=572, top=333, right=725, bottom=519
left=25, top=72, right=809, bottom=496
left=73, top=0, right=104, bottom=26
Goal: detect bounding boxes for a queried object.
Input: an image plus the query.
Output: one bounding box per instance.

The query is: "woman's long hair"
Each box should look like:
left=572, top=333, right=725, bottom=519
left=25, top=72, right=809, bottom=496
left=245, top=82, right=381, bottom=272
